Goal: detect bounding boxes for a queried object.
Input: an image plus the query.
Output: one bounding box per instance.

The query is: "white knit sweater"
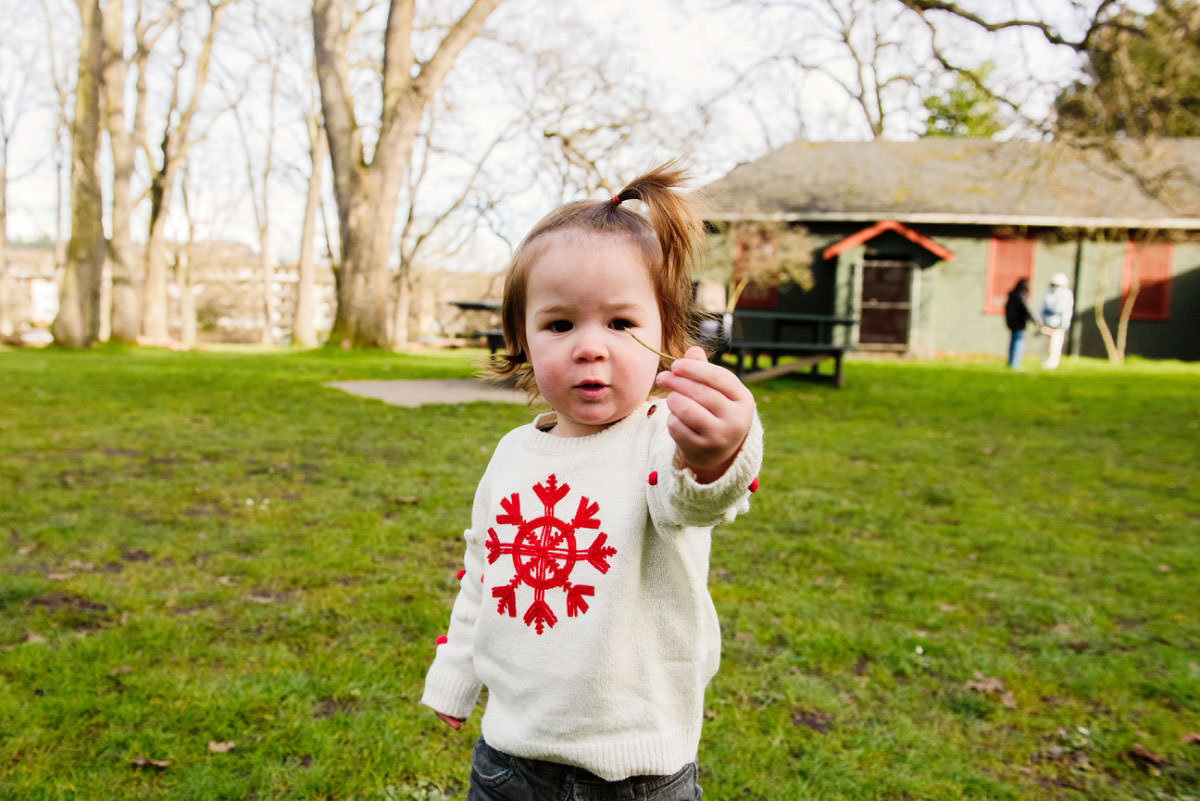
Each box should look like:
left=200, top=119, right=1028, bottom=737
left=421, top=399, right=764, bottom=781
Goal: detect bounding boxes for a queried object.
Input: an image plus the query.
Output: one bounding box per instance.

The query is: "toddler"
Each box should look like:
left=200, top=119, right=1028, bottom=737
left=421, top=163, right=763, bottom=800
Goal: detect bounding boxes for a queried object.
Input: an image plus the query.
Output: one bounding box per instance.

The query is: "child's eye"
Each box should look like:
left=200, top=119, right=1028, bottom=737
left=548, top=320, right=573, bottom=333
left=610, top=319, right=634, bottom=331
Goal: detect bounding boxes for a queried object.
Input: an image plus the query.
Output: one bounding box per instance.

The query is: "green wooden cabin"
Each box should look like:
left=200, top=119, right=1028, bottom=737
left=703, top=139, right=1200, bottom=361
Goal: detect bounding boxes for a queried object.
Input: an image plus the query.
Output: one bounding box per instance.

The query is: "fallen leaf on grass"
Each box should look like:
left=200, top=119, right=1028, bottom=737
left=46, top=572, right=75, bottom=581
left=208, top=741, right=235, bottom=753
left=23, top=632, right=47, bottom=645
left=1182, top=733, right=1200, bottom=745
left=1128, top=743, right=1166, bottom=776
left=131, top=755, right=170, bottom=770
left=964, top=673, right=1005, bottom=693
left=964, top=671, right=1018, bottom=708
left=108, top=665, right=132, bottom=676
left=792, top=707, right=834, bottom=733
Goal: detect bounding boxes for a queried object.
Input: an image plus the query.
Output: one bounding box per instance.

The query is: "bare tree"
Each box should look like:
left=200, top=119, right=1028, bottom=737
left=293, top=102, right=327, bottom=348
left=53, top=0, right=105, bottom=348
left=311, top=0, right=505, bottom=349
left=713, top=0, right=935, bottom=144
left=389, top=101, right=514, bottom=345
left=178, top=165, right=198, bottom=349
left=222, top=1, right=309, bottom=345
left=103, top=0, right=180, bottom=343
left=102, top=0, right=135, bottom=342
left=39, top=0, right=80, bottom=308
left=894, top=0, right=1200, bottom=138
left=141, top=0, right=232, bottom=345
left=0, top=12, right=42, bottom=337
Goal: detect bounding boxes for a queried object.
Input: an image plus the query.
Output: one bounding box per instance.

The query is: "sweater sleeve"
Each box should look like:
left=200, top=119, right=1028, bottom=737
left=420, top=477, right=492, bottom=719
left=648, top=411, right=764, bottom=530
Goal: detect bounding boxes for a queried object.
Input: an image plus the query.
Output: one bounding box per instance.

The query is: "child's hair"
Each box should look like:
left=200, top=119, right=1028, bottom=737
left=491, top=162, right=705, bottom=396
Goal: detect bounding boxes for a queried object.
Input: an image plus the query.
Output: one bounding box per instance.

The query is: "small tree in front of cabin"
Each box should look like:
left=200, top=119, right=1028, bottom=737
left=1086, top=228, right=1176, bottom=364
left=705, top=220, right=815, bottom=314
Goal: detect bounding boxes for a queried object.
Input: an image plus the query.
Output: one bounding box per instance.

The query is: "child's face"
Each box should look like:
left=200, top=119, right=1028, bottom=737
left=524, top=229, right=663, bottom=437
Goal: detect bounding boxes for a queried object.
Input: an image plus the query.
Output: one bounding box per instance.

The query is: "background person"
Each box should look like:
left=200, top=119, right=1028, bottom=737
left=1039, top=272, right=1074, bottom=369
left=1004, top=277, right=1039, bottom=369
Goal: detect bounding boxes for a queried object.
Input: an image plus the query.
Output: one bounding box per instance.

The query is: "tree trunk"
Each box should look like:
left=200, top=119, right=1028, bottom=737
left=258, top=233, right=273, bottom=345
left=391, top=263, right=413, bottom=347
left=104, top=0, right=140, bottom=343
left=178, top=248, right=195, bottom=349
left=53, top=0, right=104, bottom=348
left=0, top=152, right=10, bottom=337
left=141, top=1, right=226, bottom=344
left=312, top=0, right=505, bottom=349
left=328, top=174, right=398, bottom=348
left=293, top=112, right=325, bottom=348
left=142, top=184, right=171, bottom=343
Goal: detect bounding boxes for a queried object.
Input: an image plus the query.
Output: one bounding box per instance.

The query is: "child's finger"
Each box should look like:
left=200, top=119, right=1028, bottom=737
left=658, top=371, right=729, bottom=417
left=435, top=711, right=464, bottom=730
left=666, top=357, right=752, bottom=404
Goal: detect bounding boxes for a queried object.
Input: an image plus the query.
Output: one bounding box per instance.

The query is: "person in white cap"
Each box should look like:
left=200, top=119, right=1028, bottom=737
left=1039, top=273, right=1074, bottom=369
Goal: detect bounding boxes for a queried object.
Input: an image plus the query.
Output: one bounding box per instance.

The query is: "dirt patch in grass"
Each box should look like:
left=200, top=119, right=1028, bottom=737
left=28, top=591, right=107, bottom=614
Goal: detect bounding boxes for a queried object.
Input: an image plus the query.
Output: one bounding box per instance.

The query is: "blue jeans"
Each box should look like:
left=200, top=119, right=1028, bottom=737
left=1007, top=328, right=1026, bottom=369
left=468, top=738, right=703, bottom=801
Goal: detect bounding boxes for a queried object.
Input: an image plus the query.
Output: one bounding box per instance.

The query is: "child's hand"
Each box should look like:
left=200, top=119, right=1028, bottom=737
left=656, top=346, right=755, bottom=484
left=435, top=711, right=465, bottom=730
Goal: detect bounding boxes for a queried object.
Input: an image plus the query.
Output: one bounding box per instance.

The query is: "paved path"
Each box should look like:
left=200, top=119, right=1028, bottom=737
left=326, top=379, right=528, bottom=408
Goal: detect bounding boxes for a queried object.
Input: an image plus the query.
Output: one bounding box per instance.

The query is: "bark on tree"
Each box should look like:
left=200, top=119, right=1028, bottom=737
left=294, top=108, right=326, bottom=348
left=103, top=0, right=140, bottom=343
left=311, top=0, right=505, bottom=349
left=53, top=0, right=105, bottom=348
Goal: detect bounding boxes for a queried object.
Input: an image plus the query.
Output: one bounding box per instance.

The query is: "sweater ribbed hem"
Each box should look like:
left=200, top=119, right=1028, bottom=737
left=480, top=720, right=703, bottom=782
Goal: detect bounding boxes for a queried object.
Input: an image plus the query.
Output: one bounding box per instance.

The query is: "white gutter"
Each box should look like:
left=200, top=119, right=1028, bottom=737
left=712, top=211, right=1200, bottom=230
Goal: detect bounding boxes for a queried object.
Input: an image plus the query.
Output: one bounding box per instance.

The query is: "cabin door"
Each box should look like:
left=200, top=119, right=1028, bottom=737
left=859, top=258, right=912, bottom=347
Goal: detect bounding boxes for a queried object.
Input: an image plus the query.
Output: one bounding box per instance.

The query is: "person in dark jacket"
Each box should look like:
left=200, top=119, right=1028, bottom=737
left=1004, top=278, right=1039, bottom=369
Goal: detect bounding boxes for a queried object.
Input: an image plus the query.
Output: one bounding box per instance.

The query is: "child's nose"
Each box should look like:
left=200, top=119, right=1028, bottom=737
left=572, top=327, right=607, bottom=361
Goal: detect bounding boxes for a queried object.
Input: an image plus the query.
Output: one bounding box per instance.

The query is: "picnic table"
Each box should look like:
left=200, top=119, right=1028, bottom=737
left=450, top=300, right=505, bottom=352
left=715, top=310, right=858, bottom=388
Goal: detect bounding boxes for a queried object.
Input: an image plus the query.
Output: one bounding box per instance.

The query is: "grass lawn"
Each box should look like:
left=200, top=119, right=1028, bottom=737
left=1, top=346, right=1196, bottom=800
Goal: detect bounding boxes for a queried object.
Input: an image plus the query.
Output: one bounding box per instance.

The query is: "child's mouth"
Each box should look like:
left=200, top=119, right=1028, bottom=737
left=576, top=381, right=608, bottom=397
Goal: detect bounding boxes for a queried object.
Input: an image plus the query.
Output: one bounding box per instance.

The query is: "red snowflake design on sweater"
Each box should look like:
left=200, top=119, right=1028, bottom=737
left=485, top=474, right=617, bottom=635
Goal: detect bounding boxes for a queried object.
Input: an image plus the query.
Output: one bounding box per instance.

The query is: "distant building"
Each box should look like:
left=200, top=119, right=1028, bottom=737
left=702, top=138, right=1200, bottom=361
left=2, top=241, right=504, bottom=346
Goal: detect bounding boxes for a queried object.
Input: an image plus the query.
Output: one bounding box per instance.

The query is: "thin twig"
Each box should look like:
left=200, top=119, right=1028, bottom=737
left=626, top=330, right=675, bottom=363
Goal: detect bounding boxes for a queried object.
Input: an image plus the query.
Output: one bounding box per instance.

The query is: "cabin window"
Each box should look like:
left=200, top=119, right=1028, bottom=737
left=1122, top=241, right=1172, bottom=321
left=984, top=236, right=1036, bottom=315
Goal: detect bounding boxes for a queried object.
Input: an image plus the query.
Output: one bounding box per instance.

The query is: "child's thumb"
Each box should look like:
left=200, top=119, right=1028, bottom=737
left=683, top=345, right=707, bottom=362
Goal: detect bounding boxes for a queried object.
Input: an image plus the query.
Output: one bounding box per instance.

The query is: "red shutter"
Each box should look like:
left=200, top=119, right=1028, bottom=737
left=1122, top=242, right=1172, bottom=321
left=985, top=237, right=1036, bottom=315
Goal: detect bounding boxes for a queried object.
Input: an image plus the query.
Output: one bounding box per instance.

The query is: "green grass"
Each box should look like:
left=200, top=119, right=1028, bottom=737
left=1, top=346, right=1196, bottom=800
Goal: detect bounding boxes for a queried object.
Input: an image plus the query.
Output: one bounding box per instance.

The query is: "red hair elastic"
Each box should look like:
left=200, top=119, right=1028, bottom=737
left=611, top=194, right=621, bottom=205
